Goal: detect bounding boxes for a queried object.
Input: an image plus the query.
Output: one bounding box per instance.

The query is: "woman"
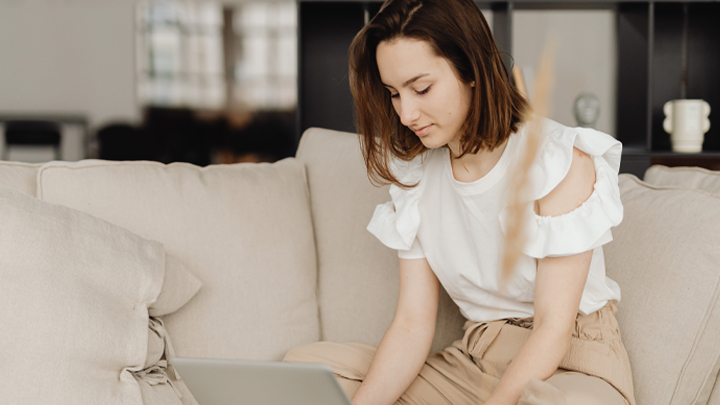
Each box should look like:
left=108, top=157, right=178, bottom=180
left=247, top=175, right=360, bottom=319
left=285, top=0, right=635, bottom=404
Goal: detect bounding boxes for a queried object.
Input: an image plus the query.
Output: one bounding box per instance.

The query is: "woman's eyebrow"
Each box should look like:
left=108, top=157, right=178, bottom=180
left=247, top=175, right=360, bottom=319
left=383, top=73, right=430, bottom=89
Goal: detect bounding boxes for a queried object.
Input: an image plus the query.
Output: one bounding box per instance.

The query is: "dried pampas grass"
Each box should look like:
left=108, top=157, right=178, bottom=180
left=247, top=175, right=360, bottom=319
left=500, top=41, right=556, bottom=284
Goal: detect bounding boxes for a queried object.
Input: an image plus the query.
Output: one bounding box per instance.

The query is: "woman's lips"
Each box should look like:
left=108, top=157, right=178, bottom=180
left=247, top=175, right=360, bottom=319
left=414, top=124, right=433, bottom=137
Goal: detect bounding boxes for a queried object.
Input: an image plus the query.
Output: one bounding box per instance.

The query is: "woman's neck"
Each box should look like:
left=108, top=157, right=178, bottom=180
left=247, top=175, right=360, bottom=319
left=448, top=138, right=509, bottom=183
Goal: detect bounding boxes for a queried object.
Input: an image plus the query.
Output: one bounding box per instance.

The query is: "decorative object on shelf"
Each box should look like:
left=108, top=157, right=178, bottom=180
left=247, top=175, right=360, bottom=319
left=660, top=4, right=712, bottom=154
left=663, top=99, right=711, bottom=153
left=573, top=92, right=601, bottom=129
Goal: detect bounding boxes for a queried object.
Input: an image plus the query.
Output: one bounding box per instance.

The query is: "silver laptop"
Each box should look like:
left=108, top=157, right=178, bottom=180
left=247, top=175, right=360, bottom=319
left=171, top=357, right=352, bottom=405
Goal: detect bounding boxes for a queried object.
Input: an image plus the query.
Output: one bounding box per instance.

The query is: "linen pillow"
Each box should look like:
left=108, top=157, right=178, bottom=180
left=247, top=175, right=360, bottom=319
left=0, top=188, right=164, bottom=404
left=37, top=159, right=319, bottom=361
left=603, top=175, right=720, bottom=405
left=141, top=254, right=202, bottom=405
left=151, top=253, right=203, bottom=317
left=138, top=317, right=197, bottom=405
left=645, top=164, right=720, bottom=195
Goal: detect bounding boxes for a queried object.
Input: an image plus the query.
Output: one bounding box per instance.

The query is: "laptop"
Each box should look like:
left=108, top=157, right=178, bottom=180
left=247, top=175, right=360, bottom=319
left=170, top=357, right=353, bottom=405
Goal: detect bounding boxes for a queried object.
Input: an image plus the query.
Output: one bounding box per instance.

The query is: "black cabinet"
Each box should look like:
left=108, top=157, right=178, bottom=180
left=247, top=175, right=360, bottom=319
left=298, top=0, right=720, bottom=176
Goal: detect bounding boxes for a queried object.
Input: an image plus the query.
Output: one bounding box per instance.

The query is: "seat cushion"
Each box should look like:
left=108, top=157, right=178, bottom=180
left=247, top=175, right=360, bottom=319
left=36, top=158, right=319, bottom=361
left=604, top=174, right=720, bottom=405
left=0, top=188, right=165, bottom=404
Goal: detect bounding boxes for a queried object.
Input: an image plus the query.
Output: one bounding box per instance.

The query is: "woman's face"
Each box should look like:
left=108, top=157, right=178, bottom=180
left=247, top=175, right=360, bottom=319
left=376, top=37, right=474, bottom=150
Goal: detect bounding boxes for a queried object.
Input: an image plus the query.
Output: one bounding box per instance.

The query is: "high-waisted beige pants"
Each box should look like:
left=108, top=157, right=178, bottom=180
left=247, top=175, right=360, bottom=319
left=284, top=303, right=635, bottom=405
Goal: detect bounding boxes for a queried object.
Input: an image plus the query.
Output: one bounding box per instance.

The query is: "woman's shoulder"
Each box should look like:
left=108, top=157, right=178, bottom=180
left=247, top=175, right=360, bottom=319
left=367, top=150, right=438, bottom=252
left=499, top=118, right=624, bottom=259
left=538, top=118, right=621, bottom=160
left=520, top=118, right=622, bottom=201
left=388, top=148, right=446, bottom=187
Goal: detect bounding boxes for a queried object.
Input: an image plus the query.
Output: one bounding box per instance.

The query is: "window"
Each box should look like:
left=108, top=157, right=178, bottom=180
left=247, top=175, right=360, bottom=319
left=135, top=1, right=297, bottom=111
left=232, top=2, right=297, bottom=110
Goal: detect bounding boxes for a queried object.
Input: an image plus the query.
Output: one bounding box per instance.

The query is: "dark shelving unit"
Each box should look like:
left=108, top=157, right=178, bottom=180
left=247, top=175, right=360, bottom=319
left=298, top=0, right=720, bottom=177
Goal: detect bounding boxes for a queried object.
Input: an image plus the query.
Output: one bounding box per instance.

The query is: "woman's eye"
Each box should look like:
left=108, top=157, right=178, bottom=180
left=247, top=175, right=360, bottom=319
left=390, top=93, right=399, bottom=99
left=416, top=86, right=431, bottom=95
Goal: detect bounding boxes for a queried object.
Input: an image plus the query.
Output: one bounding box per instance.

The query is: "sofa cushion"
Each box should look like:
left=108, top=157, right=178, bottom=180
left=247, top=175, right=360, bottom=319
left=711, top=382, right=720, bottom=405
left=297, top=128, right=466, bottom=353
left=0, top=161, right=40, bottom=195
left=645, top=165, right=720, bottom=195
left=604, top=175, right=720, bottom=405
left=643, top=165, right=720, bottom=404
left=36, top=159, right=319, bottom=361
left=0, top=188, right=164, bottom=404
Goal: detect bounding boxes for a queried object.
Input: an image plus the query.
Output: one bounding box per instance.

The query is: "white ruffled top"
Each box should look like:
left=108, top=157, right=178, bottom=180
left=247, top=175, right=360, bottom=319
left=367, top=118, right=623, bottom=321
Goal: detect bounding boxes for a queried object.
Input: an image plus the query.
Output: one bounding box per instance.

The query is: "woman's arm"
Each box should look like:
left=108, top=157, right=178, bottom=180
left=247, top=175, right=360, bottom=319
left=485, top=147, right=597, bottom=405
left=352, top=257, right=441, bottom=405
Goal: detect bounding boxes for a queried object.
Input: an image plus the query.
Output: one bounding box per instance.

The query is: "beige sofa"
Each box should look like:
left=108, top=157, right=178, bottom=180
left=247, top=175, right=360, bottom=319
left=1, top=127, right=720, bottom=405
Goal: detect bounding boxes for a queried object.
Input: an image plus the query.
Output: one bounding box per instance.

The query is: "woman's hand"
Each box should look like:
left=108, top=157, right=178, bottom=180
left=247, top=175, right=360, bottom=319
left=351, top=257, right=441, bottom=405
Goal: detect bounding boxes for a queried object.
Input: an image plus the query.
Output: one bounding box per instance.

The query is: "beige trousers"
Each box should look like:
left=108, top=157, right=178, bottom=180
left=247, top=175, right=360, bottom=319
left=284, top=303, right=635, bottom=405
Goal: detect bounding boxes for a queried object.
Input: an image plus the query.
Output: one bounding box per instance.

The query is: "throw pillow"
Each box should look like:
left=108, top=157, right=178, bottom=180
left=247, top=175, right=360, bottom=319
left=0, top=188, right=164, bottom=404
left=604, top=175, right=720, bottom=405
left=137, top=317, right=196, bottom=405
left=140, top=255, right=202, bottom=405
left=0, top=188, right=201, bottom=405
left=150, top=253, right=203, bottom=317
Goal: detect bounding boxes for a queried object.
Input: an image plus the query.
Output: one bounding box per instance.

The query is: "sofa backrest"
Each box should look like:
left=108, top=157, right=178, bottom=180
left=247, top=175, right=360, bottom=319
left=0, top=161, right=41, bottom=196
left=297, top=128, right=466, bottom=353
left=604, top=175, right=720, bottom=405
left=642, top=165, right=720, bottom=405
left=711, top=382, right=720, bottom=405
left=27, top=159, right=320, bottom=362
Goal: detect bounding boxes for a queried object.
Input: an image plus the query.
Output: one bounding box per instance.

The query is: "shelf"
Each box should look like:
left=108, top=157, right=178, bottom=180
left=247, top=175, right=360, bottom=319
left=623, top=149, right=720, bottom=158
left=297, top=0, right=717, bottom=3
left=621, top=147, right=651, bottom=156
left=651, top=3, right=720, bottom=154
left=297, top=0, right=720, bottom=177
left=650, top=154, right=720, bottom=171
left=651, top=152, right=720, bottom=158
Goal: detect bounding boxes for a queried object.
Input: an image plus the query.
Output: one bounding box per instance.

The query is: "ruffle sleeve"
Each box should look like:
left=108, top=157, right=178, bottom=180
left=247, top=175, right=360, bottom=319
left=366, top=155, right=426, bottom=255
left=499, top=120, right=624, bottom=259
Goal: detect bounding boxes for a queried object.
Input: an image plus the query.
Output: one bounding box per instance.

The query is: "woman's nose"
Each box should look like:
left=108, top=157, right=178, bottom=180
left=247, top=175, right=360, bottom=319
left=399, top=98, right=421, bottom=126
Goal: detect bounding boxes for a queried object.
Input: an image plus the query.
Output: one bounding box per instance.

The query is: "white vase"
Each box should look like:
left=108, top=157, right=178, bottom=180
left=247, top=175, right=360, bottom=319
left=663, top=99, right=711, bottom=153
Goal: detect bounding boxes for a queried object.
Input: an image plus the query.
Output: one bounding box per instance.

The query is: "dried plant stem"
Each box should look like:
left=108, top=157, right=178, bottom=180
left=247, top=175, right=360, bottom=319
left=500, top=41, right=556, bottom=283
left=512, top=66, right=528, bottom=99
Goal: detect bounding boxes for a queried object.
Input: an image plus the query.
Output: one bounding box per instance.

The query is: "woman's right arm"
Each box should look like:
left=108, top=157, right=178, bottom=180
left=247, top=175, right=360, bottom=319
left=351, top=257, right=441, bottom=405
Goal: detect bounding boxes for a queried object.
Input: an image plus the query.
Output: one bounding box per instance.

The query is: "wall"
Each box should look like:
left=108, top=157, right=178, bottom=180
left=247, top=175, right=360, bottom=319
left=513, top=9, right=617, bottom=136
left=0, top=1, right=139, bottom=129
left=0, top=2, right=618, bottom=148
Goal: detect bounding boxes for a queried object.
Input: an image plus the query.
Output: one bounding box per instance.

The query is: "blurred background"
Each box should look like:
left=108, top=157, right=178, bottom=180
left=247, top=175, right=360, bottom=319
left=0, top=0, right=616, bottom=166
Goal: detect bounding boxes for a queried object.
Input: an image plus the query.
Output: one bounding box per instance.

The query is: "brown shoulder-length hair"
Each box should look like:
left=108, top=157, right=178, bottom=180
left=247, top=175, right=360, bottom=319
left=349, top=0, right=529, bottom=188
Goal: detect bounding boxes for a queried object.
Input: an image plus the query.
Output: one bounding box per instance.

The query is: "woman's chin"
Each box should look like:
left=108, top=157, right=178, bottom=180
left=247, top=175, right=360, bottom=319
left=419, top=137, right=446, bottom=150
